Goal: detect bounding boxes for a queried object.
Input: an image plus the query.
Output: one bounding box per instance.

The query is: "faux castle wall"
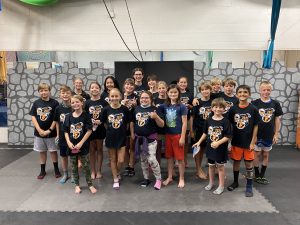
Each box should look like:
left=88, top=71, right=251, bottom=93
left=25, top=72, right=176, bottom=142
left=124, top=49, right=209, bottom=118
left=7, top=61, right=300, bottom=145
left=7, top=62, right=114, bottom=145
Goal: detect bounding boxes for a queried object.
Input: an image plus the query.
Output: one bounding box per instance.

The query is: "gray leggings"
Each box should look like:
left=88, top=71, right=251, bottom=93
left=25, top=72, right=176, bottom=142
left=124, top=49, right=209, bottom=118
left=140, top=140, right=161, bottom=180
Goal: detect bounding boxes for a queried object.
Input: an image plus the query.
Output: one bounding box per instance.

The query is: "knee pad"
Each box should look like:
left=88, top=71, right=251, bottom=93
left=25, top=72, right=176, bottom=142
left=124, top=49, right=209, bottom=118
left=246, top=168, right=254, bottom=179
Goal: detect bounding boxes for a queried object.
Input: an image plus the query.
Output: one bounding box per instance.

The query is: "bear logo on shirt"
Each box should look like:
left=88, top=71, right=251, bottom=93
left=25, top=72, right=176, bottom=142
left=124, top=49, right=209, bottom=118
left=89, top=105, right=103, bottom=120
left=108, top=113, right=124, bottom=129
left=234, top=113, right=251, bottom=129
left=180, top=97, right=189, bottom=105
left=136, top=112, right=150, bottom=127
left=208, top=126, right=223, bottom=142
left=259, top=108, right=275, bottom=123
left=60, top=113, right=69, bottom=124
left=37, top=107, right=52, bottom=121
left=224, top=101, right=233, bottom=114
left=199, top=106, right=212, bottom=120
left=70, top=122, right=83, bottom=139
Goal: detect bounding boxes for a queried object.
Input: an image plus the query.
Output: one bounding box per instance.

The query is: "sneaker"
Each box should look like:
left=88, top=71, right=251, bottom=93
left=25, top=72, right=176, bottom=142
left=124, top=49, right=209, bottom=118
left=213, top=186, right=224, bottom=195
left=260, top=177, right=270, bottom=185
left=205, top=183, right=213, bottom=191
left=154, top=180, right=162, bottom=190
left=122, top=167, right=130, bottom=176
left=254, top=177, right=262, bottom=183
left=128, top=167, right=135, bottom=177
left=113, top=181, right=120, bottom=190
left=37, top=172, right=46, bottom=179
left=55, top=171, right=62, bottom=178
left=59, top=175, right=69, bottom=184
left=245, top=190, right=254, bottom=197
left=140, top=179, right=151, bottom=187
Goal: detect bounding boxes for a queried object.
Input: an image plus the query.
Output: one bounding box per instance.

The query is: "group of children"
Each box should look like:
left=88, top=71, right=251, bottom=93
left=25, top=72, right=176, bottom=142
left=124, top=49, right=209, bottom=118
left=30, top=68, right=283, bottom=197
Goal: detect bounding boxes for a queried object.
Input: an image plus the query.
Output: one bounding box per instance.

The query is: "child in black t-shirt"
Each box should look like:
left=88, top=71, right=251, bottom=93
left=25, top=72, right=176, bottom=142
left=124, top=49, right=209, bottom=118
left=190, top=81, right=212, bottom=180
left=227, top=85, right=259, bottom=197
left=54, top=85, right=72, bottom=184
left=85, top=82, right=108, bottom=180
left=177, top=76, right=193, bottom=167
left=121, top=78, right=138, bottom=177
left=101, top=75, right=120, bottom=103
left=72, top=77, right=90, bottom=101
left=132, top=68, right=147, bottom=97
left=210, top=76, right=223, bottom=99
left=100, top=88, right=131, bottom=190
left=30, top=83, right=61, bottom=180
left=252, top=81, right=283, bottom=185
left=147, top=74, right=159, bottom=100
left=131, top=91, right=165, bottom=190
left=64, top=95, right=96, bottom=194
left=193, top=98, right=232, bottom=195
left=154, top=81, right=168, bottom=162
left=221, top=78, right=239, bottom=118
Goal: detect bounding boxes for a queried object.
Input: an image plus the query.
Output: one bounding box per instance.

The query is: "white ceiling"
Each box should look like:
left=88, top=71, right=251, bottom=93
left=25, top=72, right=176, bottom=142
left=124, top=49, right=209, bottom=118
left=0, top=0, right=300, bottom=51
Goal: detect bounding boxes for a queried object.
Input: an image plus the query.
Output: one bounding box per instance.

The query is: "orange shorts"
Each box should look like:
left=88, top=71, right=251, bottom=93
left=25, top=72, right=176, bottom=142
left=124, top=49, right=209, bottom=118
left=165, top=134, right=184, bottom=161
left=230, top=146, right=254, bottom=161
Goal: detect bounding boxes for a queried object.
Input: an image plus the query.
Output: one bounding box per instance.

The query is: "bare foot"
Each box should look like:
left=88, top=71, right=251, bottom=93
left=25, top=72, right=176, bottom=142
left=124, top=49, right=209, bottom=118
left=96, top=172, right=102, bottom=179
left=163, top=178, right=173, bottom=186
left=178, top=179, right=185, bottom=188
left=91, top=172, right=96, bottom=180
left=197, top=169, right=208, bottom=180
left=89, top=186, right=97, bottom=194
left=75, top=186, right=81, bottom=194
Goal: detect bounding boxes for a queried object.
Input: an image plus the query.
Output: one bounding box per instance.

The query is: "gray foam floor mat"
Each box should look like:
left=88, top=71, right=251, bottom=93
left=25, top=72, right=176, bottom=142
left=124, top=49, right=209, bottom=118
left=0, top=152, right=277, bottom=213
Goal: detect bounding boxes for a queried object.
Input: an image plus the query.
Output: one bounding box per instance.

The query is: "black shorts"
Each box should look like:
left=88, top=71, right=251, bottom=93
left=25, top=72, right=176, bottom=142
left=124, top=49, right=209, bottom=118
left=208, top=158, right=226, bottom=165
left=90, top=126, right=106, bottom=140
left=59, top=145, right=68, bottom=157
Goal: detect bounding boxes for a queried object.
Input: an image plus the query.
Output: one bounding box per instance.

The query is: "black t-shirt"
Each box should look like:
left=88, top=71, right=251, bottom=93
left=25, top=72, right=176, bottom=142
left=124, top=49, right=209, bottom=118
left=204, top=117, right=232, bottom=162
left=132, top=105, right=163, bottom=137
left=123, top=92, right=139, bottom=111
left=211, top=91, right=223, bottom=100
left=54, top=104, right=72, bottom=147
left=85, top=98, right=109, bottom=139
left=100, top=105, right=130, bottom=148
left=220, top=93, right=239, bottom=118
left=100, top=91, right=110, bottom=103
left=134, top=84, right=147, bottom=97
left=180, top=91, right=193, bottom=119
left=252, top=98, right=283, bottom=141
left=154, top=97, right=166, bottom=108
left=228, top=103, right=259, bottom=149
left=30, top=98, right=59, bottom=138
left=72, top=90, right=90, bottom=101
left=152, top=92, right=159, bottom=101
left=191, top=98, right=212, bottom=132
left=63, top=112, right=92, bottom=156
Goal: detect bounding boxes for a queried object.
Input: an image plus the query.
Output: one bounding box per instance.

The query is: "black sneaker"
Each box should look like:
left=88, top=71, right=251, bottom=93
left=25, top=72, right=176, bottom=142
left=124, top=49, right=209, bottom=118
left=140, top=179, right=151, bottom=187
left=260, top=177, right=270, bottom=185
left=128, top=167, right=135, bottom=177
left=122, top=167, right=130, bottom=176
